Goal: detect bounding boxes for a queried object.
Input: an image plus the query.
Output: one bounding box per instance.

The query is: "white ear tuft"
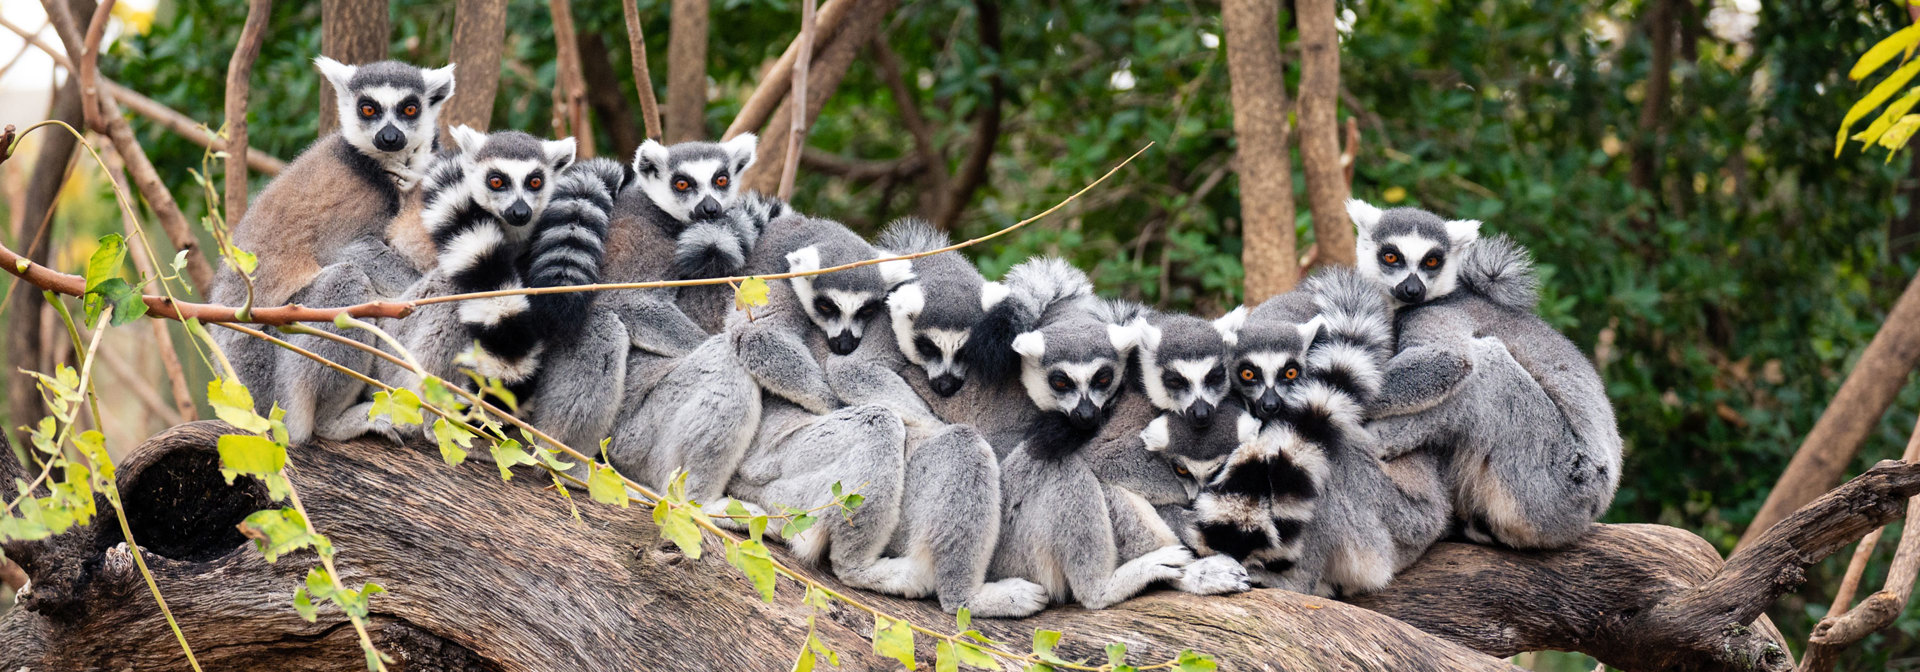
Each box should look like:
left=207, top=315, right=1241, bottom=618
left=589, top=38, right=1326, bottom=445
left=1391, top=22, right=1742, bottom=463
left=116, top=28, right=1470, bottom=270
left=785, top=246, right=822, bottom=273
left=1140, top=416, right=1171, bottom=452
left=888, top=283, right=925, bottom=318
left=1212, top=306, right=1247, bottom=347
left=1295, top=315, right=1328, bottom=349
left=877, top=258, right=916, bottom=288
left=722, top=132, right=759, bottom=175
left=543, top=137, right=578, bottom=172
left=1137, top=322, right=1164, bottom=355
left=1236, top=413, right=1262, bottom=444
left=1011, top=331, right=1047, bottom=360
left=633, top=140, right=670, bottom=179
left=1108, top=320, right=1145, bottom=354
left=450, top=125, right=488, bottom=155
left=1445, top=219, right=1482, bottom=247
left=423, top=63, right=458, bottom=105
left=314, top=56, right=357, bottom=97
left=980, top=281, right=1011, bottom=312
left=1347, top=199, right=1384, bottom=236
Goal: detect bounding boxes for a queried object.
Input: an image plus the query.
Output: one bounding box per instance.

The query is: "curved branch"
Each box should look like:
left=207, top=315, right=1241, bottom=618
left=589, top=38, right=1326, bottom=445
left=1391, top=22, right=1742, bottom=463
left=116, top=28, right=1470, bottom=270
left=223, top=0, right=271, bottom=225
left=722, top=0, right=854, bottom=141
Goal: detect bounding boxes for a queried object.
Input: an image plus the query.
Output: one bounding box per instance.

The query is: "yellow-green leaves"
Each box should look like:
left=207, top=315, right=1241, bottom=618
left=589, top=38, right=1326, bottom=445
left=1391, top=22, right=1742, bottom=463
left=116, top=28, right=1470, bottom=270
left=218, top=434, right=291, bottom=501
left=488, top=437, right=537, bottom=479
left=736, top=276, right=771, bottom=311
left=589, top=464, right=630, bottom=508
left=237, top=508, right=325, bottom=562
left=369, top=389, right=423, bottom=427
left=1852, top=23, right=1920, bottom=81
left=874, top=615, right=917, bottom=669
left=208, top=378, right=271, bottom=433
left=294, top=566, right=391, bottom=670
left=1840, top=27, right=1920, bottom=158
left=1881, top=115, right=1920, bottom=159
left=1175, top=650, right=1217, bottom=672
left=432, top=418, right=474, bottom=467
left=725, top=535, right=778, bottom=602
left=80, top=234, right=147, bottom=326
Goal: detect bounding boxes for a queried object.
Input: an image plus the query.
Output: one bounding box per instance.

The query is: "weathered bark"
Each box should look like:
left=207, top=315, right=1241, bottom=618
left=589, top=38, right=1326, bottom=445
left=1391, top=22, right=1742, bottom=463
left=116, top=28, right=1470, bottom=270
left=440, top=0, right=507, bottom=144
left=1223, top=0, right=1299, bottom=302
left=666, top=0, right=709, bottom=143
left=224, top=0, right=272, bottom=225
left=741, top=0, right=894, bottom=195
left=4, top=59, right=82, bottom=469
left=620, top=0, right=664, bottom=143
left=1294, top=0, right=1353, bottom=269
left=317, top=0, right=390, bottom=135
left=1797, top=415, right=1920, bottom=672
left=722, top=0, right=853, bottom=141
left=548, top=0, right=594, bottom=157
left=1740, top=270, right=1920, bottom=548
left=580, top=32, right=643, bottom=159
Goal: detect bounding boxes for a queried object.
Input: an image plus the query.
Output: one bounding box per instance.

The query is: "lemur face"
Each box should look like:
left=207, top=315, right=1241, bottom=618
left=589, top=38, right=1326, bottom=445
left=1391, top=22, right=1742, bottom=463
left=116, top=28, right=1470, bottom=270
left=887, top=280, right=1007, bottom=397
left=316, top=58, right=455, bottom=163
left=1012, top=318, right=1143, bottom=430
left=1138, top=316, right=1234, bottom=431
left=448, top=127, right=576, bottom=230
left=1348, top=199, right=1481, bottom=306
left=1140, top=412, right=1253, bottom=501
left=1229, top=318, right=1324, bottom=422
left=788, top=245, right=915, bottom=356
left=632, top=134, right=757, bottom=225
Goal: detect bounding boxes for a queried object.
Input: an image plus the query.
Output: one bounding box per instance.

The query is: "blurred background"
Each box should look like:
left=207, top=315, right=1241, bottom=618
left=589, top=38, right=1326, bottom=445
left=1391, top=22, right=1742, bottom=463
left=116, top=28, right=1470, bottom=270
left=2, top=0, right=1918, bottom=668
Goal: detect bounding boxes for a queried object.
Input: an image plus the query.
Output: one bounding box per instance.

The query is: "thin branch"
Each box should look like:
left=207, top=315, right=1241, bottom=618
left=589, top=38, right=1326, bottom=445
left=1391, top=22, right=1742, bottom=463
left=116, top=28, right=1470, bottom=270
left=621, top=0, right=663, bottom=142
left=101, top=155, right=198, bottom=422
left=98, top=344, right=185, bottom=427
left=548, top=0, right=594, bottom=156
left=870, top=33, right=948, bottom=220
left=224, top=0, right=272, bottom=225
left=777, top=0, right=818, bottom=199
left=93, top=99, right=216, bottom=295
left=722, top=0, right=853, bottom=141
left=800, top=148, right=921, bottom=181
left=1803, top=414, right=1920, bottom=657
left=77, top=0, right=117, bottom=133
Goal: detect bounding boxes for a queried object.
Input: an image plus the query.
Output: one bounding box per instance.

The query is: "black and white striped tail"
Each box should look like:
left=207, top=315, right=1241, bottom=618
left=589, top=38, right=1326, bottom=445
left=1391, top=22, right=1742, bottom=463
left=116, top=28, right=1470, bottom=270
left=525, top=157, right=621, bottom=346
left=671, top=191, right=786, bottom=280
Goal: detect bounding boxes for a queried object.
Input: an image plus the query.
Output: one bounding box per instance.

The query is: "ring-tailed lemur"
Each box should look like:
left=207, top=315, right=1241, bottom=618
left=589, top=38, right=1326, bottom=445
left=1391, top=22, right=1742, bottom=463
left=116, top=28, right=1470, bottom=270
left=1349, top=200, right=1621, bottom=550
left=209, top=57, right=456, bottom=445
left=379, top=128, right=630, bottom=459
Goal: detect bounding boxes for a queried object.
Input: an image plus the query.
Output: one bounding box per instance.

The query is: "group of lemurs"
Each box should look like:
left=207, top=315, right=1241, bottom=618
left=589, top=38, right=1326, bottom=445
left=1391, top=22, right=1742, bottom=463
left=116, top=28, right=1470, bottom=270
left=213, top=58, right=1624, bottom=617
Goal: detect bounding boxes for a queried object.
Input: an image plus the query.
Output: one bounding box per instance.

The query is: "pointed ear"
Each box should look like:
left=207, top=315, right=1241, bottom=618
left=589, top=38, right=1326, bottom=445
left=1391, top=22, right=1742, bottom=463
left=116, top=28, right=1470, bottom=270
left=1108, top=320, right=1145, bottom=354
left=1295, top=316, right=1329, bottom=350
left=1140, top=415, right=1170, bottom=452
left=1137, top=322, right=1164, bottom=354
left=1212, top=306, right=1247, bottom=347
left=785, top=245, right=821, bottom=273
left=980, top=281, right=1010, bottom=311
left=543, top=137, right=578, bottom=172
left=1445, top=219, right=1482, bottom=247
left=1347, top=199, right=1383, bottom=237
left=449, top=125, right=488, bottom=156
left=423, top=63, right=457, bottom=106
left=1011, top=331, right=1047, bottom=360
left=888, top=283, right=925, bottom=318
left=314, top=56, right=356, bottom=97
left=877, top=258, right=915, bottom=288
left=632, top=140, right=669, bottom=180
left=722, top=132, right=758, bottom=175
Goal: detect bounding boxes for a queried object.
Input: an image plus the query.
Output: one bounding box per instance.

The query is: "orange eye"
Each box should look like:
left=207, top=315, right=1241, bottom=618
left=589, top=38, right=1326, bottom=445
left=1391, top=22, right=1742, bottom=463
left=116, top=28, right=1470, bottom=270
left=403, top=104, right=419, bottom=116
left=488, top=176, right=505, bottom=190
left=674, top=179, right=691, bottom=192
left=1284, top=367, right=1299, bottom=380
left=1239, top=368, right=1255, bottom=382
left=528, top=177, right=542, bottom=190
left=715, top=175, right=729, bottom=188
left=1175, top=465, right=1190, bottom=476
left=1424, top=257, right=1439, bottom=268
left=359, top=104, right=376, bottom=118
left=1383, top=252, right=1399, bottom=264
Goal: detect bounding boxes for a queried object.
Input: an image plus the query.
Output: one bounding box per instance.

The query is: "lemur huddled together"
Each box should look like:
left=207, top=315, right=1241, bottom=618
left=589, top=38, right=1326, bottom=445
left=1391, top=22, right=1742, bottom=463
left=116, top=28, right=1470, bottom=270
left=217, top=57, right=1623, bottom=617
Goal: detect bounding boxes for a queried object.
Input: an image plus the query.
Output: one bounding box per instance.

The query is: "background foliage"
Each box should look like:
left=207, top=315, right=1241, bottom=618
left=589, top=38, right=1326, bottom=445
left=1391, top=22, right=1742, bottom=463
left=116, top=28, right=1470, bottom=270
left=3, top=0, right=1919, bottom=667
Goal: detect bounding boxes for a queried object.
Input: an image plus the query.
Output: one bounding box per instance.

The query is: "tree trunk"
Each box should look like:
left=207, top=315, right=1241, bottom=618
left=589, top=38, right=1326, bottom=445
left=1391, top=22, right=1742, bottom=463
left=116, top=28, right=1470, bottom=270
left=621, top=0, right=665, bottom=143
left=440, top=0, right=507, bottom=144
left=580, top=32, right=643, bottom=160
left=317, top=0, right=390, bottom=135
left=666, top=0, right=709, bottom=143
left=740, top=0, right=894, bottom=195
left=4, top=63, right=82, bottom=474
left=1739, top=270, right=1920, bottom=549
left=1223, top=0, right=1299, bottom=303
left=1629, top=0, right=1673, bottom=201
left=1293, top=0, right=1353, bottom=269
left=26, top=422, right=1920, bottom=671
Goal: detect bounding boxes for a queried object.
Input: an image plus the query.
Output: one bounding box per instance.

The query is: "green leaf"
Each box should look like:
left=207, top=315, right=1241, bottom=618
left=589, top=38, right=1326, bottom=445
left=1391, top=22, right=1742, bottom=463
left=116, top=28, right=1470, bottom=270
left=1839, top=57, right=1920, bottom=157
left=1852, top=24, right=1920, bottom=81
left=237, top=508, right=320, bottom=562
left=725, top=538, right=778, bottom=602
left=170, top=249, right=189, bottom=274
left=536, top=447, right=575, bottom=473
left=1852, top=88, right=1920, bottom=148
left=229, top=247, right=258, bottom=275
left=218, top=434, right=286, bottom=478
left=792, top=643, right=816, bottom=672
left=954, top=642, right=995, bottom=669
left=208, top=379, right=271, bottom=433
left=935, top=641, right=957, bottom=672
left=748, top=514, right=769, bottom=543
left=589, top=464, right=630, bottom=508
left=651, top=500, right=704, bottom=559
left=807, top=630, right=839, bottom=667
left=1175, top=650, right=1216, bottom=672
left=488, top=437, right=537, bottom=479
left=369, top=389, right=424, bottom=426
left=1031, top=630, right=1066, bottom=665
left=736, top=276, right=771, bottom=310
left=956, top=608, right=971, bottom=632
left=1106, top=643, right=1127, bottom=668
left=84, top=234, right=126, bottom=292
left=431, top=418, right=474, bottom=467
left=782, top=510, right=817, bottom=540
left=73, top=430, right=112, bottom=482
left=292, top=586, right=317, bottom=622
left=873, top=615, right=917, bottom=670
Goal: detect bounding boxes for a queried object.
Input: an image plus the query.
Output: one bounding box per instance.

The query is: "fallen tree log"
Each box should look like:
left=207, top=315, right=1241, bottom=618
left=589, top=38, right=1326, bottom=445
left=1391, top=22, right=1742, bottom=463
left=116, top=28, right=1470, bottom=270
left=5, top=422, right=1910, bottom=671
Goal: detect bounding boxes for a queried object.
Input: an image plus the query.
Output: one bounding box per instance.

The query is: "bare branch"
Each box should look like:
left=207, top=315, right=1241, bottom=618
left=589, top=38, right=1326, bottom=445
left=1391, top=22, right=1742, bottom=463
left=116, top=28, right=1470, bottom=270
left=77, top=0, right=116, bottom=133
left=776, top=0, right=818, bottom=199
left=548, top=0, right=594, bottom=157
left=621, top=0, right=664, bottom=142
left=1799, top=415, right=1920, bottom=669
left=743, top=0, right=895, bottom=194
left=932, top=0, right=1004, bottom=231
left=870, top=33, right=948, bottom=220
left=722, top=0, right=853, bottom=141
left=223, top=0, right=271, bottom=225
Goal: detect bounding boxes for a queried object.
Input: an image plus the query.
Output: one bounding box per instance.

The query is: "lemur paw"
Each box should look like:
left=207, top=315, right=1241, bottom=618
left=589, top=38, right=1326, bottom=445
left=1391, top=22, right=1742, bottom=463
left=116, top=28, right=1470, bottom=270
left=962, top=578, right=1050, bottom=618
left=1138, top=545, right=1196, bottom=584
left=838, top=557, right=934, bottom=598
left=1174, top=554, right=1252, bottom=595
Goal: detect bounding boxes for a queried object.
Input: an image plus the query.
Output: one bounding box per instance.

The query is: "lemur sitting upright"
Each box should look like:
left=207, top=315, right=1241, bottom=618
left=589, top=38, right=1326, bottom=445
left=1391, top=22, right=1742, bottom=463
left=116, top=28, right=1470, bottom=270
left=209, top=57, right=455, bottom=445
left=378, top=127, right=629, bottom=461
left=1349, top=200, right=1621, bottom=550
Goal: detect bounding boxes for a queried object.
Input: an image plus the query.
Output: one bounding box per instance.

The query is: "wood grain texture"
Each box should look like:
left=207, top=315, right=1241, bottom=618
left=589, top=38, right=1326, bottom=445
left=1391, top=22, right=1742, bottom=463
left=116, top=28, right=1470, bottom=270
left=1222, top=0, right=1299, bottom=303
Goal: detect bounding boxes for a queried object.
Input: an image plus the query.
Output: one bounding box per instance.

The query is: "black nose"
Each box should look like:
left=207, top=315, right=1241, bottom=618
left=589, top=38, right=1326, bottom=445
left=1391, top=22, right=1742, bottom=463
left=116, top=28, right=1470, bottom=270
left=828, top=332, right=859, bottom=355
left=930, top=374, right=963, bottom=397
left=1187, top=400, right=1215, bottom=429
left=374, top=125, right=405, bottom=152
left=1254, top=389, right=1282, bottom=420
left=694, top=196, right=723, bottom=221
left=1392, top=275, right=1426, bottom=304
left=1069, top=399, right=1100, bottom=430
left=505, top=200, right=533, bottom=226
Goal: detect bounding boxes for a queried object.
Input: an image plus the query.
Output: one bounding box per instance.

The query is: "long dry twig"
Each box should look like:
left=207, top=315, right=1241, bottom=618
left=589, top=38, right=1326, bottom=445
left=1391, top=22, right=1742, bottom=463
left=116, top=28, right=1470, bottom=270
left=548, top=0, right=593, bottom=157
left=223, top=0, right=272, bottom=224
left=776, top=0, right=817, bottom=200
left=722, top=0, right=852, bottom=141
left=100, top=156, right=198, bottom=422
left=76, top=0, right=116, bottom=133
left=620, top=0, right=663, bottom=142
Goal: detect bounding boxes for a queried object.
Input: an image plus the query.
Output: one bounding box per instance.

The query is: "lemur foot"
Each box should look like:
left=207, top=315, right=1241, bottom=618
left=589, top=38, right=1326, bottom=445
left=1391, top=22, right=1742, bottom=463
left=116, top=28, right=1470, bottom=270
left=959, top=578, right=1049, bottom=618
left=1174, top=554, right=1252, bottom=595
left=838, top=557, right=935, bottom=598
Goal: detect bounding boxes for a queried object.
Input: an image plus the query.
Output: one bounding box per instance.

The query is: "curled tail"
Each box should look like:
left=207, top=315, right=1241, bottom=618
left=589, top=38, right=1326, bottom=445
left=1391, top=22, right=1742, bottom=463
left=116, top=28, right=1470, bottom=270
left=1456, top=234, right=1540, bottom=312
left=875, top=217, right=948, bottom=255
left=421, top=158, right=545, bottom=385
left=1300, top=267, right=1394, bottom=405
left=526, top=157, right=621, bottom=346
left=958, top=256, right=1094, bottom=383
left=672, top=191, right=787, bottom=279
